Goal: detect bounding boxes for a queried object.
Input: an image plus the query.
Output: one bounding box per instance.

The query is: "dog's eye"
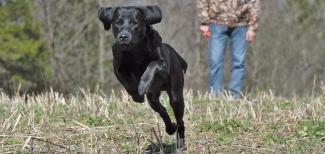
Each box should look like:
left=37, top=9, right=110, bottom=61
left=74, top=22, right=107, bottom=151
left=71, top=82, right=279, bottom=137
left=115, top=20, right=123, bottom=26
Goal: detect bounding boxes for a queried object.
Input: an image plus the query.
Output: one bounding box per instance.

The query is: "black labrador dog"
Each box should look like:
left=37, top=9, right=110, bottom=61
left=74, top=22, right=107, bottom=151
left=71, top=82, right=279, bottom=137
left=98, top=6, right=187, bottom=148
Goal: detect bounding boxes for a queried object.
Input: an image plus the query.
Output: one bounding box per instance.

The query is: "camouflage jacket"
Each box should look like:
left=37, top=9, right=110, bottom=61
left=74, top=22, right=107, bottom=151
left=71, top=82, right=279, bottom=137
left=197, top=0, right=261, bottom=31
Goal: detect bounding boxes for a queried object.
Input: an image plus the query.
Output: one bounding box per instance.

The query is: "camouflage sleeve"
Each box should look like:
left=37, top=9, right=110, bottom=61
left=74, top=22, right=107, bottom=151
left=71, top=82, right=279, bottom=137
left=197, top=0, right=210, bottom=25
left=248, top=0, right=261, bottom=31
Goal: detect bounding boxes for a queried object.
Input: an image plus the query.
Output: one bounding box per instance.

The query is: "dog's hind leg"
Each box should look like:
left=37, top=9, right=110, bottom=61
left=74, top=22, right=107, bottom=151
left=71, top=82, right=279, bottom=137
left=167, top=89, right=185, bottom=149
left=167, top=63, right=186, bottom=149
left=146, top=91, right=177, bottom=135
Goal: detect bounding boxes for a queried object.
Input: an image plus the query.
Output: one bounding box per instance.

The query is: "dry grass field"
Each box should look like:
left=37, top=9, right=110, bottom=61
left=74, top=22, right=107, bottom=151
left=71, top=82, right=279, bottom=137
left=0, top=89, right=325, bottom=153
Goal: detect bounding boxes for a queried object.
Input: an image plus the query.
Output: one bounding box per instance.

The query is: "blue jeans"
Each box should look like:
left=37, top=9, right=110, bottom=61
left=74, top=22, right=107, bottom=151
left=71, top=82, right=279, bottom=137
left=208, top=23, right=248, bottom=97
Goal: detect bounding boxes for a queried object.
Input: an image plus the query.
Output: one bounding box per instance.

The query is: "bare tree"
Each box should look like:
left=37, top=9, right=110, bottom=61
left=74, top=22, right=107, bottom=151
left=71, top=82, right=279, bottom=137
left=32, top=0, right=325, bottom=95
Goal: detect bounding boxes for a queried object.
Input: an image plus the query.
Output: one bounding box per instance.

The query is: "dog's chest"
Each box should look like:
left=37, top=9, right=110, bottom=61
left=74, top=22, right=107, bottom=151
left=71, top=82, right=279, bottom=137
left=120, top=54, right=150, bottom=71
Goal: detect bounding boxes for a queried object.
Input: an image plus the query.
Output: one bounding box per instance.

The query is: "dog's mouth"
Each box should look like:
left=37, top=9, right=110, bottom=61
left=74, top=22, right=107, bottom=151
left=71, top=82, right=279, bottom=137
left=117, top=40, right=132, bottom=45
left=116, top=41, right=136, bottom=49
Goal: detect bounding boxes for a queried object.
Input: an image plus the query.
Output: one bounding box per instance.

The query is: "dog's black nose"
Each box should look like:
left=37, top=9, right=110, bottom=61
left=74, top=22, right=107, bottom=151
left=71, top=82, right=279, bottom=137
left=119, top=34, right=129, bottom=41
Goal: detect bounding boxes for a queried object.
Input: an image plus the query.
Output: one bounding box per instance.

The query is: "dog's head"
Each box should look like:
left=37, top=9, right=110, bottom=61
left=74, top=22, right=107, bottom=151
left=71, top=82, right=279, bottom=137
left=98, top=6, right=162, bottom=45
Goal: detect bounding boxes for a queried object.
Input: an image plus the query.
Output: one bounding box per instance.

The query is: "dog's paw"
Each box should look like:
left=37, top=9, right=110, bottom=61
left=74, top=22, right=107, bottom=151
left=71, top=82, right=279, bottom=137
left=177, top=138, right=186, bottom=150
left=138, top=80, right=150, bottom=95
left=131, top=94, right=144, bottom=103
left=166, top=123, right=177, bottom=135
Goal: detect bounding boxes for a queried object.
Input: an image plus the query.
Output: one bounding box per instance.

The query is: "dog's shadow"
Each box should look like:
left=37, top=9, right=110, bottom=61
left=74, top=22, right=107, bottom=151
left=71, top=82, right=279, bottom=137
left=143, top=142, right=178, bottom=154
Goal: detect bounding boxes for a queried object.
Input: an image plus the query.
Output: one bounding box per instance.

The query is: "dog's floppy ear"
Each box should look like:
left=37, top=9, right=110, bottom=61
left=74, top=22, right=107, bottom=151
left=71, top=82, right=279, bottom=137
left=98, top=7, right=117, bottom=30
left=138, top=5, right=162, bottom=25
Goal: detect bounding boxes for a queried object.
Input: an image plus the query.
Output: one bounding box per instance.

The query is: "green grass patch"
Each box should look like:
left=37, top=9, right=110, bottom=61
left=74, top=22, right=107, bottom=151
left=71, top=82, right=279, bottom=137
left=279, top=101, right=294, bottom=110
left=264, top=133, right=288, bottom=144
left=197, top=119, right=251, bottom=143
left=297, top=120, right=325, bottom=139
left=1, top=91, right=324, bottom=153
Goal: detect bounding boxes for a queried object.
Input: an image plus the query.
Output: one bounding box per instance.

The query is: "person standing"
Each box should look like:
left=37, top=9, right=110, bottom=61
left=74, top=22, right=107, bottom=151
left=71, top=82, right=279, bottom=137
left=197, top=0, right=261, bottom=98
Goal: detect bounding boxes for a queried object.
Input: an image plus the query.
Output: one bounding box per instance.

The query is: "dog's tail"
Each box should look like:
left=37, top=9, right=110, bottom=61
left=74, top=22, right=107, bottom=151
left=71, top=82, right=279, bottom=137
left=176, top=52, right=188, bottom=74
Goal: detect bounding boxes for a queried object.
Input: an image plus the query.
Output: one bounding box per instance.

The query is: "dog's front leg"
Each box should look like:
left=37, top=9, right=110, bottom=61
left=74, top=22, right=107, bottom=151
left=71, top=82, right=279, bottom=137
left=138, top=47, right=170, bottom=95
left=114, top=65, right=144, bottom=103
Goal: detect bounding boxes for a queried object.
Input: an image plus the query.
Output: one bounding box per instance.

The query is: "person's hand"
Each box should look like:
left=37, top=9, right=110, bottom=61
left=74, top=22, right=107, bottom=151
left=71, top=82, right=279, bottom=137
left=246, top=29, right=256, bottom=43
left=200, top=25, right=211, bottom=39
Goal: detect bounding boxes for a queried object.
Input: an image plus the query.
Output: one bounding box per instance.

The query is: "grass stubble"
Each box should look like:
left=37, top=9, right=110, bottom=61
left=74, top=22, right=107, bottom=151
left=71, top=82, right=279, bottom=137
left=0, top=89, right=324, bottom=153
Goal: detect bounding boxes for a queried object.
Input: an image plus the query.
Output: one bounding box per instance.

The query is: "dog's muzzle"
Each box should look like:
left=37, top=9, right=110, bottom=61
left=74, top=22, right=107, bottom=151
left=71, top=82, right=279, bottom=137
left=117, top=30, right=132, bottom=44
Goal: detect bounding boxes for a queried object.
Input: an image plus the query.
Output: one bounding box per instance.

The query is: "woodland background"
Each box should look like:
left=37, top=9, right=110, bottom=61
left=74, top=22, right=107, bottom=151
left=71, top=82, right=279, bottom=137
left=0, top=0, right=324, bottom=96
